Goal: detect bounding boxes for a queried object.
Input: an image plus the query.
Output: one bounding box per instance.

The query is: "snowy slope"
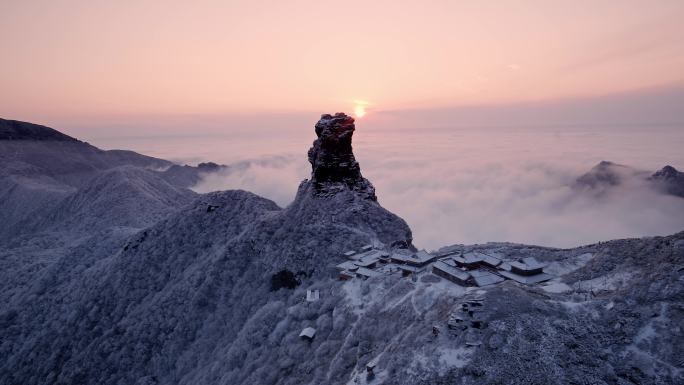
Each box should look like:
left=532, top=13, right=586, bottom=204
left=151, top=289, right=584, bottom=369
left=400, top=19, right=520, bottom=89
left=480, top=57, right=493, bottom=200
left=0, top=174, right=75, bottom=238
left=0, top=134, right=173, bottom=240
left=0, top=120, right=208, bottom=324
left=1, top=207, right=681, bottom=384
left=0, top=119, right=229, bottom=243
left=0, top=140, right=172, bottom=187
left=0, top=182, right=414, bottom=384
left=6, top=166, right=196, bottom=239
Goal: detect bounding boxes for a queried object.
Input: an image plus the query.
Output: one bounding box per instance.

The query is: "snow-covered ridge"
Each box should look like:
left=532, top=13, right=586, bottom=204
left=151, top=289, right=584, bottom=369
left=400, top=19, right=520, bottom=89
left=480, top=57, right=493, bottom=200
left=0, top=119, right=233, bottom=245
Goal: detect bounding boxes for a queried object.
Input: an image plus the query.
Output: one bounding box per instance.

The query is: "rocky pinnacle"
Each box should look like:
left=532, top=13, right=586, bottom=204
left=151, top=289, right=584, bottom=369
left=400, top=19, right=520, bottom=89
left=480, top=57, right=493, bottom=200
left=307, top=113, right=376, bottom=200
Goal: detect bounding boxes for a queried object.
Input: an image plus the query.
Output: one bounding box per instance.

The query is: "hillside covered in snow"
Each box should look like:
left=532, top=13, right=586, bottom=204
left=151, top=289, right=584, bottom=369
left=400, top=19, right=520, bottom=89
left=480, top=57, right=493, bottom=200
left=0, top=118, right=232, bottom=244
left=0, top=115, right=682, bottom=385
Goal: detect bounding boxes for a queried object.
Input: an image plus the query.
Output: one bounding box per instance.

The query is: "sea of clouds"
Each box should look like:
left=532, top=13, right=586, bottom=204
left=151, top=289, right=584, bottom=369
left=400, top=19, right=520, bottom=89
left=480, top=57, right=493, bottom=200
left=187, top=124, right=684, bottom=250
left=81, top=87, right=684, bottom=250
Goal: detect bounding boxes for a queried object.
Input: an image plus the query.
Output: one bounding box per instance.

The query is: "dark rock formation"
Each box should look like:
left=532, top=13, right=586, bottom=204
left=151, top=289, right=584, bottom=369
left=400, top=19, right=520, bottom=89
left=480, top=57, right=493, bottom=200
left=269, top=269, right=303, bottom=291
left=307, top=113, right=376, bottom=199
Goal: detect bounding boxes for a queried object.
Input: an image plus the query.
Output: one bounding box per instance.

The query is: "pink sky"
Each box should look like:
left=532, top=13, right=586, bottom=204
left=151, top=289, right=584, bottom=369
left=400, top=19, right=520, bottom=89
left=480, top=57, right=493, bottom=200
left=1, top=1, right=684, bottom=124
left=2, top=1, right=683, bottom=248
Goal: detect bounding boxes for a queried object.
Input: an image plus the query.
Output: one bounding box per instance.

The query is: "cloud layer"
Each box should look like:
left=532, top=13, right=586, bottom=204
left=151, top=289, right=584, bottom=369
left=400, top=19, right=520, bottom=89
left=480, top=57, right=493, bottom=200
left=191, top=125, right=684, bottom=250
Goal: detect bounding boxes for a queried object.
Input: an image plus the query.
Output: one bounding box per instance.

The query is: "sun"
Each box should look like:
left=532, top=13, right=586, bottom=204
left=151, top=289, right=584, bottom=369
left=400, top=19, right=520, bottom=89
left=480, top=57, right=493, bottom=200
left=354, top=104, right=367, bottom=118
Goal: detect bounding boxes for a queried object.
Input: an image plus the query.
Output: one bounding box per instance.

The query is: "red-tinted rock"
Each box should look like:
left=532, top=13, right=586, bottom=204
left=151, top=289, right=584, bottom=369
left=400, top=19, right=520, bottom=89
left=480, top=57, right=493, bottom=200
left=307, top=113, right=376, bottom=199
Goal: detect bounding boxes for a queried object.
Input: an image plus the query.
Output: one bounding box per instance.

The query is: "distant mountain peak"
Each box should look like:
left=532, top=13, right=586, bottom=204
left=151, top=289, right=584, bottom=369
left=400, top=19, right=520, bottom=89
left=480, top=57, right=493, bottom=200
left=650, top=165, right=684, bottom=197
left=573, top=161, right=684, bottom=199
left=575, top=160, right=634, bottom=190
left=0, top=118, right=79, bottom=142
left=197, top=162, right=221, bottom=171
left=306, top=112, right=376, bottom=199
left=652, top=165, right=680, bottom=179
left=592, top=160, right=632, bottom=170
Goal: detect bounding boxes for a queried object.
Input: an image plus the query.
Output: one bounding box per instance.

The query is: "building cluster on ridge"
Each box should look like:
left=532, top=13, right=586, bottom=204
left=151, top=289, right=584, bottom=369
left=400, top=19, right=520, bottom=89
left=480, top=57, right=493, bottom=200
left=335, top=245, right=553, bottom=288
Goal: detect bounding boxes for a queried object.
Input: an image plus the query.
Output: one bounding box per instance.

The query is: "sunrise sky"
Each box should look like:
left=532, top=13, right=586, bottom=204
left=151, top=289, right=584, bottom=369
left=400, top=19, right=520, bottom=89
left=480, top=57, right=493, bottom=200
left=2, top=0, right=684, bottom=128
left=2, top=1, right=684, bottom=248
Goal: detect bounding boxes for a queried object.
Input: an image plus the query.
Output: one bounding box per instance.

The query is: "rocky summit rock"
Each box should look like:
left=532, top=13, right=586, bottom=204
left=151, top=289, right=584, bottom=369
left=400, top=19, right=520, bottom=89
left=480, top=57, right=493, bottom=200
left=307, top=112, right=376, bottom=199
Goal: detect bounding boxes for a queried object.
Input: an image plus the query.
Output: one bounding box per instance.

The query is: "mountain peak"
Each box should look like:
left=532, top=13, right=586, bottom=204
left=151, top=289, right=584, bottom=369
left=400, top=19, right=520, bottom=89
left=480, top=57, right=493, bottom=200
left=575, top=160, right=633, bottom=190
left=650, top=165, right=684, bottom=197
left=306, top=112, right=376, bottom=199
left=0, top=118, right=79, bottom=142
left=653, top=165, right=680, bottom=179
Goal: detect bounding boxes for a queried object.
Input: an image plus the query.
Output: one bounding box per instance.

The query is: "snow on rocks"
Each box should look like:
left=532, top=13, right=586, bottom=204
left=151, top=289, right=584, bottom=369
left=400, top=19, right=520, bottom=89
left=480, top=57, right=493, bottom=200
left=307, top=113, right=376, bottom=200
left=540, top=279, right=573, bottom=294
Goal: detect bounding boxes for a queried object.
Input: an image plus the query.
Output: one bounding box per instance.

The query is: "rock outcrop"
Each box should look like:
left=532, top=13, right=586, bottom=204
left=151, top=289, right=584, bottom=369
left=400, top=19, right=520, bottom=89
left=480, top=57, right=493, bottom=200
left=269, top=112, right=413, bottom=270
left=306, top=113, right=376, bottom=200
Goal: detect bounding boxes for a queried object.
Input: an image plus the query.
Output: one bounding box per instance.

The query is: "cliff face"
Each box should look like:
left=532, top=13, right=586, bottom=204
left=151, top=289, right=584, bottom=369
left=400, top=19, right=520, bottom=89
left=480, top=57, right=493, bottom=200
left=306, top=113, right=376, bottom=200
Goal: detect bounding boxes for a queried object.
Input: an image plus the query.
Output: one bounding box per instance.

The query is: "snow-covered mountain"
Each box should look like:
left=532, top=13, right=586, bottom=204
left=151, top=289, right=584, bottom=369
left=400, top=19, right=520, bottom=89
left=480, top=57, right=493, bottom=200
left=0, top=115, right=682, bottom=385
left=0, top=118, right=229, bottom=244
left=0, top=118, right=173, bottom=184
left=8, top=166, right=195, bottom=238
